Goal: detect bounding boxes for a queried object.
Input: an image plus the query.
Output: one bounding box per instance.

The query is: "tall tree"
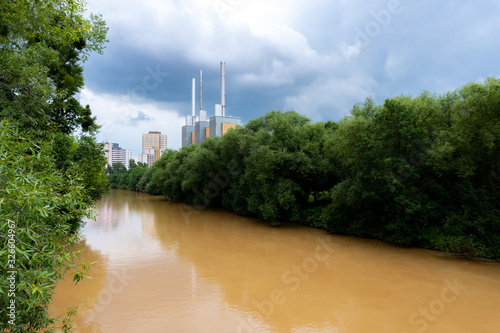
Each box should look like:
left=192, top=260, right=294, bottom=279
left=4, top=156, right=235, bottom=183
left=0, top=1, right=109, bottom=331
left=0, top=0, right=108, bottom=135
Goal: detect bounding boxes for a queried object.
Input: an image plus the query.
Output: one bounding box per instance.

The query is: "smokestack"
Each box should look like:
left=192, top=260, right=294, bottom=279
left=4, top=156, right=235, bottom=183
left=199, top=70, right=203, bottom=112
left=221, top=61, right=226, bottom=117
left=191, top=78, right=195, bottom=117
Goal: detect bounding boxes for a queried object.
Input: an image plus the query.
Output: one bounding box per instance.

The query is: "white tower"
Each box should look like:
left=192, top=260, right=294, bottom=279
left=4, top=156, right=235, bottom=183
left=191, top=78, right=195, bottom=117
left=220, top=61, right=226, bottom=117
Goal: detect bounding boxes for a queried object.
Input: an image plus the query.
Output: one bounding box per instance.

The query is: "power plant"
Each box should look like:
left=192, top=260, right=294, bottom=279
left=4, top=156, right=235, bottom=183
left=181, top=61, right=241, bottom=147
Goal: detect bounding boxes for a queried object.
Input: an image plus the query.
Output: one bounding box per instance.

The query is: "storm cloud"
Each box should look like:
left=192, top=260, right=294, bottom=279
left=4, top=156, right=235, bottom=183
left=81, top=0, right=500, bottom=153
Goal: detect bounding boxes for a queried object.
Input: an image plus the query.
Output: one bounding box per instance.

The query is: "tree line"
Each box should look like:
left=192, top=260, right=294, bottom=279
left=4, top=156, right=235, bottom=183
left=1, top=1, right=109, bottom=331
left=109, top=78, right=500, bottom=261
left=106, top=160, right=155, bottom=192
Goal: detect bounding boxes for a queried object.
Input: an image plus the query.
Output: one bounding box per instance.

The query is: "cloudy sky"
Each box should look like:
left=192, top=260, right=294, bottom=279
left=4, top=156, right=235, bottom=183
left=80, top=0, right=500, bottom=154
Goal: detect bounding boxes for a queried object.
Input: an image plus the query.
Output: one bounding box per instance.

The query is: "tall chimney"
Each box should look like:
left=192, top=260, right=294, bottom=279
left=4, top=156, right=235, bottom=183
left=199, top=70, right=203, bottom=112
left=221, top=61, right=226, bottom=117
left=191, top=78, right=195, bottom=117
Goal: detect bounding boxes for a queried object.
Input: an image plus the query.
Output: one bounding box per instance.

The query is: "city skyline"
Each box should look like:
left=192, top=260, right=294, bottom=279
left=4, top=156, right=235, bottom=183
left=104, top=130, right=167, bottom=168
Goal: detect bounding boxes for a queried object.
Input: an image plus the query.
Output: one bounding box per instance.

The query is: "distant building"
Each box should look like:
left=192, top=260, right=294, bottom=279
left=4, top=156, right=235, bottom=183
left=142, top=131, right=167, bottom=167
left=209, top=104, right=240, bottom=137
left=103, top=141, right=113, bottom=166
left=182, top=115, right=196, bottom=147
left=138, top=149, right=158, bottom=167
left=103, top=141, right=133, bottom=168
left=194, top=110, right=210, bottom=144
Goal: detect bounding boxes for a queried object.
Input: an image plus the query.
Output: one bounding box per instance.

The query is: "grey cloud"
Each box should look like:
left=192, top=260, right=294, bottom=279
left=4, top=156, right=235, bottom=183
left=128, top=111, right=153, bottom=125
left=84, top=0, right=500, bottom=127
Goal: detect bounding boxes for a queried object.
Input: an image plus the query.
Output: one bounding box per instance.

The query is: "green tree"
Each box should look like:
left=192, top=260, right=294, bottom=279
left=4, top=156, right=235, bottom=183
left=125, top=166, right=148, bottom=191
left=322, top=80, right=500, bottom=258
left=426, top=79, right=500, bottom=256
left=128, top=159, right=138, bottom=169
left=178, top=138, right=226, bottom=207
left=137, top=167, right=157, bottom=193
left=0, top=0, right=108, bottom=136
left=0, top=122, right=94, bottom=332
left=0, top=1, right=109, bottom=331
left=238, top=111, right=335, bottom=223
left=153, top=147, right=197, bottom=202
left=107, top=162, right=127, bottom=188
left=72, top=135, right=109, bottom=202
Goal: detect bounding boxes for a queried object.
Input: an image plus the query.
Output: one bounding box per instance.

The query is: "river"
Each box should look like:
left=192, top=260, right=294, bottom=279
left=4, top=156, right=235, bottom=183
left=50, top=189, right=500, bottom=332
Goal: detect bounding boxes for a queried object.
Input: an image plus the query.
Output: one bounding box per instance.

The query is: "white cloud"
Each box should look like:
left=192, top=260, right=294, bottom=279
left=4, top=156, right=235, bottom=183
left=80, top=87, right=185, bottom=154
left=339, top=41, right=362, bottom=63
left=385, top=48, right=408, bottom=80
left=285, top=74, right=378, bottom=121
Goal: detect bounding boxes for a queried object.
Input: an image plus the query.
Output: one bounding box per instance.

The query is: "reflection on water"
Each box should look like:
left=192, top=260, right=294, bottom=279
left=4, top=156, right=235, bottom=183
left=50, top=189, right=500, bottom=332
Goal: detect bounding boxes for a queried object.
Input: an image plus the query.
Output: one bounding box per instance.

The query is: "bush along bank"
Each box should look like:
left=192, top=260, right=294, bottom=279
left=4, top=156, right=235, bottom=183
left=109, top=78, right=500, bottom=261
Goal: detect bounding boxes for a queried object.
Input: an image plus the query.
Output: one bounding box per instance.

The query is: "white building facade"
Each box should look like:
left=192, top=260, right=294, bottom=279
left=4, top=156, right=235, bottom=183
left=103, top=140, right=133, bottom=169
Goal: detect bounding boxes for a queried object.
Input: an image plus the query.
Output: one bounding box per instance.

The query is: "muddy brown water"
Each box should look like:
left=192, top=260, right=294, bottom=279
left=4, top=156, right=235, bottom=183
left=50, top=189, right=500, bottom=332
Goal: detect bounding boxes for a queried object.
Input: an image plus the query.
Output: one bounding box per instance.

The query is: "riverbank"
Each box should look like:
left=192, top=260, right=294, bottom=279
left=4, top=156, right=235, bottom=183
left=108, top=186, right=500, bottom=263
left=107, top=79, right=500, bottom=261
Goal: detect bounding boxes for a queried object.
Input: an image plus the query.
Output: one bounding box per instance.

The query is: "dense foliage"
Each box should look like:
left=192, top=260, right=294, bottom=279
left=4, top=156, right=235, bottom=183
left=322, top=80, right=500, bottom=258
left=0, top=123, right=97, bottom=332
left=0, top=0, right=108, bottom=137
left=112, top=79, right=499, bottom=260
left=106, top=160, right=158, bottom=193
left=0, top=0, right=108, bottom=331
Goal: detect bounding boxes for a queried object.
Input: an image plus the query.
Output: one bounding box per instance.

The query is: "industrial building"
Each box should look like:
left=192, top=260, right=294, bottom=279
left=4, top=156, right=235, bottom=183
left=182, top=62, right=241, bottom=147
left=182, top=122, right=195, bottom=147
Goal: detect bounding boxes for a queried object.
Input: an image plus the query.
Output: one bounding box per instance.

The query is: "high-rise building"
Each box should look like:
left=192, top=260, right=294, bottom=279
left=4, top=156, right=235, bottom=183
left=138, top=149, right=158, bottom=168
left=103, top=141, right=133, bottom=168
left=103, top=141, right=113, bottom=166
left=142, top=131, right=167, bottom=166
